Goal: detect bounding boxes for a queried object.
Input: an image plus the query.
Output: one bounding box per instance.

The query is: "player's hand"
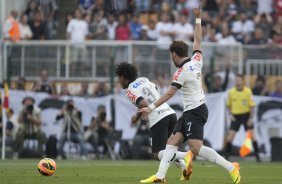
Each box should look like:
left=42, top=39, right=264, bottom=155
left=193, top=7, right=201, bottom=18
left=138, top=107, right=152, bottom=121
left=131, top=115, right=139, bottom=127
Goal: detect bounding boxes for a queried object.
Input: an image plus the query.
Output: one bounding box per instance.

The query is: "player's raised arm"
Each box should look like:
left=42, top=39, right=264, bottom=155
left=192, top=7, right=202, bottom=51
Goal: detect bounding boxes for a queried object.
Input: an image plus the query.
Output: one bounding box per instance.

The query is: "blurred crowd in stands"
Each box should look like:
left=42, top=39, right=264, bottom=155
left=2, top=0, right=282, bottom=45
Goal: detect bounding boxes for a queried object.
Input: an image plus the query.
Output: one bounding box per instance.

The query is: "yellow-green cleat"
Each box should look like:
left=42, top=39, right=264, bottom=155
left=140, top=175, right=167, bottom=183
left=230, top=162, right=241, bottom=184
left=180, top=150, right=194, bottom=180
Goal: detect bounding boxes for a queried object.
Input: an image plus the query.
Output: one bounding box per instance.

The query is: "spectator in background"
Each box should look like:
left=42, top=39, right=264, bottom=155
left=3, top=10, right=20, bottom=42
left=216, top=23, right=237, bottom=44
left=231, top=13, right=255, bottom=42
left=147, top=20, right=157, bottom=40
left=202, top=0, right=219, bottom=17
left=79, top=0, right=95, bottom=14
left=29, top=11, right=46, bottom=40
left=95, top=105, right=113, bottom=155
left=56, top=100, right=86, bottom=160
left=25, top=1, right=38, bottom=22
left=257, top=0, right=273, bottom=14
left=93, top=82, right=109, bottom=97
left=155, top=13, right=173, bottom=46
left=139, top=25, right=151, bottom=40
left=15, top=97, right=46, bottom=158
left=90, top=11, right=107, bottom=40
left=247, top=28, right=267, bottom=45
left=135, top=0, right=150, bottom=12
left=35, top=0, right=58, bottom=39
left=115, top=14, right=130, bottom=40
left=272, top=16, right=282, bottom=39
left=240, top=0, right=256, bottom=18
left=270, top=80, right=282, bottom=98
left=60, top=83, right=71, bottom=96
left=16, top=76, right=26, bottom=91
left=252, top=76, right=269, bottom=96
left=173, top=14, right=193, bottom=41
left=254, top=13, right=273, bottom=40
left=33, top=69, right=56, bottom=94
left=274, top=0, right=282, bottom=16
left=129, top=14, right=142, bottom=40
left=106, top=14, right=118, bottom=40
left=19, top=14, right=33, bottom=40
left=67, top=9, right=88, bottom=42
left=77, top=82, right=90, bottom=97
left=84, top=117, right=99, bottom=155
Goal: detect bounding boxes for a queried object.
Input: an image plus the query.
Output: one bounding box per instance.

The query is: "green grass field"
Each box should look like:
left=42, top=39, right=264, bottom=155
left=0, top=160, right=282, bottom=184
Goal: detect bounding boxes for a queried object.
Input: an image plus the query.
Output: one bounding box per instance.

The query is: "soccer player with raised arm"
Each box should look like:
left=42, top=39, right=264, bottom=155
left=115, top=62, right=194, bottom=182
left=139, top=7, right=241, bottom=183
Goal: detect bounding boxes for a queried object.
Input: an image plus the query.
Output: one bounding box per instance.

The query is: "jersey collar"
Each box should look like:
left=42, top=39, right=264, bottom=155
left=178, top=58, right=191, bottom=68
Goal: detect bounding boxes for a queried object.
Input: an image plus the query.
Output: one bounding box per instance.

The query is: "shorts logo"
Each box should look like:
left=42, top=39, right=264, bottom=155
left=186, top=133, right=192, bottom=137
left=173, top=67, right=184, bottom=81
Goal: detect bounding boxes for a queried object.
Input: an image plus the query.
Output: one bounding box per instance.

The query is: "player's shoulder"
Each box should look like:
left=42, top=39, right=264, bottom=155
left=244, top=87, right=252, bottom=93
left=228, top=87, right=237, bottom=94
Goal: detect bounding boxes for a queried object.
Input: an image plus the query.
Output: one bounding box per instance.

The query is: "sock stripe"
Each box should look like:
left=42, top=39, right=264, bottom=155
left=169, top=153, right=176, bottom=162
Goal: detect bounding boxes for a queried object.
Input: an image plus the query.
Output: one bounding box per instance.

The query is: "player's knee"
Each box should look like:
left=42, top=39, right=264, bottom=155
left=188, top=141, right=203, bottom=155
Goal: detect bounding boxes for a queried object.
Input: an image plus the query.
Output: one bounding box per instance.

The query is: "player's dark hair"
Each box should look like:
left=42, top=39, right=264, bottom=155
left=115, top=62, right=138, bottom=82
left=236, top=73, right=244, bottom=79
left=169, top=41, right=189, bottom=57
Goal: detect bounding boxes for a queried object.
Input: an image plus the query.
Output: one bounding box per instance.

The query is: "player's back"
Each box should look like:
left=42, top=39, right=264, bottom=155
left=127, top=77, right=175, bottom=127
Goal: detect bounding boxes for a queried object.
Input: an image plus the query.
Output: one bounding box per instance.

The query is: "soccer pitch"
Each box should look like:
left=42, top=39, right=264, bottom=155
left=1, top=160, right=282, bottom=184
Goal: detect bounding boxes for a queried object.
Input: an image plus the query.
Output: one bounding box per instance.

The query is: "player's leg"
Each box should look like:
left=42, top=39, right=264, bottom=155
left=225, top=117, right=240, bottom=159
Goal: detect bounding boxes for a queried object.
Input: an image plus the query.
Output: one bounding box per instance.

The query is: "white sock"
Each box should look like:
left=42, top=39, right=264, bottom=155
left=158, top=150, right=186, bottom=170
left=155, top=145, right=178, bottom=179
left=198, top=146, right=234, bottom=172
left=158, top=150, right=186, bottom=160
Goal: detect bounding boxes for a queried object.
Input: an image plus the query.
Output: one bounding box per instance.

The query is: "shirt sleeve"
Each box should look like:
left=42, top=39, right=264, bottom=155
left=126, top=86, right=144, bottom=106
left=171, top=67, right=186, bottom=89
left=191, top=50, right=203, bottom=62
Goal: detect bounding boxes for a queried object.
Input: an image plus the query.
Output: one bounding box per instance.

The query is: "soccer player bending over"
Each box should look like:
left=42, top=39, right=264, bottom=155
left=115, top=62, right=193, bottom=181
left=139, top=7, right=241, bottom=183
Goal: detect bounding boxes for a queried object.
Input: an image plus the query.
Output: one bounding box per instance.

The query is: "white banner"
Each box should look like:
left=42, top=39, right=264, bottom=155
left=8, top=90, right=112, bottom=138
left=5, top=90, right=282, bottom=157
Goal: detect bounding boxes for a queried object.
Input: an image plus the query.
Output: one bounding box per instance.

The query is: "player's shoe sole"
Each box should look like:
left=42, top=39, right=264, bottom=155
left=180, top=150, right=193, bottom=180
left=230, top=162, right=241, bottom=184
left=140, top=175, right=166, bottom=183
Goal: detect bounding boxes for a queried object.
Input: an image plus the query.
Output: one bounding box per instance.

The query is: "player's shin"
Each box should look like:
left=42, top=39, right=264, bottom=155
left=198, top=146, right=234, bottom=172
left=158, top=150, right=186, bottom=170
left=155, top=145, right=178, bottom=179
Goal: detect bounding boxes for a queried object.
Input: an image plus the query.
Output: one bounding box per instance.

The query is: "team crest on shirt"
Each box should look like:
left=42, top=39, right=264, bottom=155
left=126, top=90, right=137, bottom=102
left=173, top=67, right=184, bottom=81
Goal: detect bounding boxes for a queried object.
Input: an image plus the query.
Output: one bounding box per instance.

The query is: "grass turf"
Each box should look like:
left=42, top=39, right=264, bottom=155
left=0, top=160, right=282, bottom=184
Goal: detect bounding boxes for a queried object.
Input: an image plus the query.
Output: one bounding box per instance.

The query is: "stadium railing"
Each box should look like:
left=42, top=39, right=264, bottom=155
left=246, top=59, right=282, bottom=87
left=3, top=41, right=243, bottom=81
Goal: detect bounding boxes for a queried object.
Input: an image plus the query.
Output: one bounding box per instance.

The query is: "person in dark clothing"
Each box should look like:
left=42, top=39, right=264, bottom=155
left=205, top=66, right=230, bottom=93
left=252, top=76, right=269, bottom=96
left=29, top=11, right=46, bottom=40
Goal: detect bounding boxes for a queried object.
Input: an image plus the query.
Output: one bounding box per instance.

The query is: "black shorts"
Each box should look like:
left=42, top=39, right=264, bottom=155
left=150, top=113, right=177, bottom=153
left=230, top=112, right=253, bottom=132
left=173, top=104, right=208, bottom=142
